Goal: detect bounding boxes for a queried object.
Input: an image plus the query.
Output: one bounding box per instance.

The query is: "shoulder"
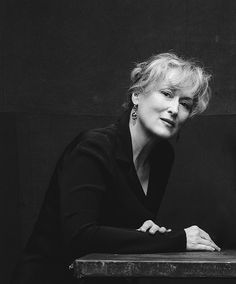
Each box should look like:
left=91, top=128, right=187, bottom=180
left=59, top=124, right=118, bottom=170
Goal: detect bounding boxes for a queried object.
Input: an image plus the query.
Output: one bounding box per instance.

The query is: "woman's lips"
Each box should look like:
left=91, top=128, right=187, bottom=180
left=160, top=118, right=176, bottom=127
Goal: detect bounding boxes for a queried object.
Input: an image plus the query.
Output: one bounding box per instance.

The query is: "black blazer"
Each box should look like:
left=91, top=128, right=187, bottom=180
left=13, top=111, right=186, bottom=284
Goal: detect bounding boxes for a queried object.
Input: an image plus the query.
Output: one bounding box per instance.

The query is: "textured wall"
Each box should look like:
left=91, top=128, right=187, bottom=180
left=4, top=0, right=236, bottom=116
left=0, top=114, right=20, bottom=284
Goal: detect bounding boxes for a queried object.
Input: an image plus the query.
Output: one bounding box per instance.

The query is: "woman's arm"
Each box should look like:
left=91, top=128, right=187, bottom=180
left=58, top=151, right=186, bottom=263
left=138, top=220, right=220, bottom=252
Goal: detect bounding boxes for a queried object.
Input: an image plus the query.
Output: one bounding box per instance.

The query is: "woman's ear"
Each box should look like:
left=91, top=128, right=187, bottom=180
left=131, top=93, right=139, bottom=105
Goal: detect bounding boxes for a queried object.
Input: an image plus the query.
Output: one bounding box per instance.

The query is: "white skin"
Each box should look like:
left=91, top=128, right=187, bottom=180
left=130, top=76, right=221, bottom=252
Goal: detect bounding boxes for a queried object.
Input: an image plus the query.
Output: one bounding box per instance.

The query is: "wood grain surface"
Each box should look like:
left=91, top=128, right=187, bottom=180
left=73, top=250, right=236, bottom=278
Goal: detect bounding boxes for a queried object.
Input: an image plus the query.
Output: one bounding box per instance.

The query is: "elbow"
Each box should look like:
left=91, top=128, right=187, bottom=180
left=63, top=223, right=99, bottom=261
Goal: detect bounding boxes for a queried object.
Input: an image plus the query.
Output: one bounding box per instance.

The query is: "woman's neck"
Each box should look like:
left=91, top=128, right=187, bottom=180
left=129, top=115, right=160, bottom=170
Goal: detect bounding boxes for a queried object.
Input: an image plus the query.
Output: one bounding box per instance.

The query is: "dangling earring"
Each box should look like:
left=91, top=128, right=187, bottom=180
left=131, top=104, right=138, bottom=122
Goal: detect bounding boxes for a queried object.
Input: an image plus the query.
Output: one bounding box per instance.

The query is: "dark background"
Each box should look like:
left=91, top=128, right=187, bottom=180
left=2, top=0, right=236, bottom=283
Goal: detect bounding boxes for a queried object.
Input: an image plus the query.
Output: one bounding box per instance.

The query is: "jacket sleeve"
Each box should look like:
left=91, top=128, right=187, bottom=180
left=58, top=147, right=186, bottom=263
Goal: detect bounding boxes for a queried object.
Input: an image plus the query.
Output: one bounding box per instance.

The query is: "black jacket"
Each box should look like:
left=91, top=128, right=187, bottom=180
left=13, top=111, right=186, bottom=284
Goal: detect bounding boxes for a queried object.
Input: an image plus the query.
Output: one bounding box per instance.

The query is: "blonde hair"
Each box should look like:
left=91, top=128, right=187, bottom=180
left=124, top=53, right=212, bottom=117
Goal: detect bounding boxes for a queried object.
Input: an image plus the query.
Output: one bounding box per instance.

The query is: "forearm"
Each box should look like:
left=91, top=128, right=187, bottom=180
left=64, top=222, right=186, bottom=262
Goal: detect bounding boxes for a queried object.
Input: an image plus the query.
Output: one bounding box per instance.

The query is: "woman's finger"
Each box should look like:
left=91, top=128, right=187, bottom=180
left=198, top=237, right=221, bottom=251
left=137, top=220, right=154, bottom=232
left=194, top=244, right=216, bottom=251
left=199, top=229, right=221, bottom=251
left=137, top=220, right=171, bottom=234
left=149, top=224, right=161, bottom=234
left=158, top=226, right=167, bottom=233
left=199, top=229, right=211, bottom=241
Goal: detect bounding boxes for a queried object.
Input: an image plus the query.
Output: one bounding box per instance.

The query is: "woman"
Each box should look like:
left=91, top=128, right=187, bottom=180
left=13, top=53, right=220, bottom=284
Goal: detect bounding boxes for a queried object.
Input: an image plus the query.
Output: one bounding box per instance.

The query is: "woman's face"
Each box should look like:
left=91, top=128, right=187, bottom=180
left=133, top=83, right=194, bottom=140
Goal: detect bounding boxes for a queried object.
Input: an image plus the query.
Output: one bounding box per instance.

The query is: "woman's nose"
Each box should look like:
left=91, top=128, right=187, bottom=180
left=167, top=98, right=179, bottom=117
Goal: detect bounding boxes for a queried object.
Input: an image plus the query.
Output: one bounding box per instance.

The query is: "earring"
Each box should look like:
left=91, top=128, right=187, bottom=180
left=131, top=104, right=138, bottom=121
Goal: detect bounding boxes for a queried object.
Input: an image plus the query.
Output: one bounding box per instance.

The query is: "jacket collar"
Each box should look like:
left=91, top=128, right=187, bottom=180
left=114, top=110, right=134, bottom=164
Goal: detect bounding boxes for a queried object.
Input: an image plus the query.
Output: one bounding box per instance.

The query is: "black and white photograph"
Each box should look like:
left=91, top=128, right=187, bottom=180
left=1, top=1, right=236, bottom=284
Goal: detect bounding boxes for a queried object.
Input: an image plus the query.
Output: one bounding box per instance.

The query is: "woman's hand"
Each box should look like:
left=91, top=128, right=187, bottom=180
left=137, top=220, right=171, bottom=234
left=184, top=225, right=221, bottom=251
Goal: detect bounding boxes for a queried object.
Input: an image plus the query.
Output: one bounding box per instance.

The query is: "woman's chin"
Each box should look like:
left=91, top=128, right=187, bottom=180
left=152, top=129, right=177, bottom=139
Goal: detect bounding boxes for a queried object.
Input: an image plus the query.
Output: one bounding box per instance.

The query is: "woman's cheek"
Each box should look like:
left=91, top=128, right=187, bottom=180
left=179, top=109, right=190, bottom=122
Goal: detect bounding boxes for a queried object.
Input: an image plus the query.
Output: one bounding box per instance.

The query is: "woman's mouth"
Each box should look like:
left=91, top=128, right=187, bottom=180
left=160, top=118, right=176, bottom=128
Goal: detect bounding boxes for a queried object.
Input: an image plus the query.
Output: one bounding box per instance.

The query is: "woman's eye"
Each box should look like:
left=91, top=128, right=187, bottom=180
left=181, top=102, right=192, bottom=111
left=161, top=91, right=172, bottom=98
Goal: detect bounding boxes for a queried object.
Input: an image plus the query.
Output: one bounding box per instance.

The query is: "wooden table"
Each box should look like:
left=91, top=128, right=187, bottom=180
left=72, top=250, right=236, bottom=279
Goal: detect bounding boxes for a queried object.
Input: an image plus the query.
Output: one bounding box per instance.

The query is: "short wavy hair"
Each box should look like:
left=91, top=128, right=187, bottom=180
left=123, top=53, right=212, bottom=117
